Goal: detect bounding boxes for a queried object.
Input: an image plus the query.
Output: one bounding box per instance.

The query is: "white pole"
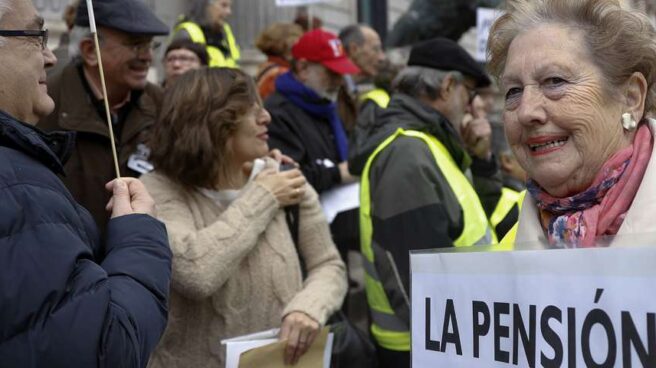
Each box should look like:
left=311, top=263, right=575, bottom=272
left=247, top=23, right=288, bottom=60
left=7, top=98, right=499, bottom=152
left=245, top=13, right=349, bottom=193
left=86, top=0, right=121, bottom=179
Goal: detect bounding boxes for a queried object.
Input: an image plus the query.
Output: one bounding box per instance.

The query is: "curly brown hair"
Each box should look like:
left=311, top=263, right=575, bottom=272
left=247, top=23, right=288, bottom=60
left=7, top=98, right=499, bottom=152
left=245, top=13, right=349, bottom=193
left=255, top=22, right=303, bottom=58
left=150, top=67, right=260, bottom=190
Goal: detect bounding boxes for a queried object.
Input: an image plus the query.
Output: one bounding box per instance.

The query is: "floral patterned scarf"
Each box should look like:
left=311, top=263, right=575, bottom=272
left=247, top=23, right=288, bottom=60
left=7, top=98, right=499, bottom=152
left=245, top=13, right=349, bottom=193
left=527, top=124, right=653, bottom=247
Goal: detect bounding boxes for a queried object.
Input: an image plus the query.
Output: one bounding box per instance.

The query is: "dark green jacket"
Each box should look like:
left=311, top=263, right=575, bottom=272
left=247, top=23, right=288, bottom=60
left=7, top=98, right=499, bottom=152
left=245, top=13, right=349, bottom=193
left=353, top=94, right=502, bottom=324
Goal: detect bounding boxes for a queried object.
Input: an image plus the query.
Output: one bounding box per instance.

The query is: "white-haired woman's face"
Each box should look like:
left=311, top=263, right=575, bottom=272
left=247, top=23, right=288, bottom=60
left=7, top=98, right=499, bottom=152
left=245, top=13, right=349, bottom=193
left=501, top=24, right=632, bottom=197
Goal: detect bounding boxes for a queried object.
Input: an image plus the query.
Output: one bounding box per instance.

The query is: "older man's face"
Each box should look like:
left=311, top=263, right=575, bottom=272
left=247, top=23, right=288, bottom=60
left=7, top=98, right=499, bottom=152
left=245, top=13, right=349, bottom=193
left=301, top=62, right=344, bottom=102
left=0, top=0, right=56, bottom=124
left=350, top=26, right=385, bottom=78
left=96, top=27, right=154, bottom=92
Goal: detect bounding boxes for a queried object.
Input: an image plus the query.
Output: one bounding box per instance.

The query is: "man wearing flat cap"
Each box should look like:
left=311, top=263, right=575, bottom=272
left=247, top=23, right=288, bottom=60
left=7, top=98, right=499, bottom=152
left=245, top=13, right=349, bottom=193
left=353, top=37, right=503, bottom=367
left=38, top=0, right=168, bottom=236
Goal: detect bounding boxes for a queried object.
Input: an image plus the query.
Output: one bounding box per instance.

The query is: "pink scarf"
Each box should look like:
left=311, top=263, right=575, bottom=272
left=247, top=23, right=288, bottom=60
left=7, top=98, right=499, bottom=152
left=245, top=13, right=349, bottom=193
left=528, top=124, right=653, bottom=247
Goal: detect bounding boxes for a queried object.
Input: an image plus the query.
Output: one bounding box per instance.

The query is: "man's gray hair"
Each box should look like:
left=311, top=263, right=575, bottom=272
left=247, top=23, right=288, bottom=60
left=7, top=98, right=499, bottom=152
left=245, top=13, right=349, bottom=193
left=0, top=0, right=12, bottom=47
left=68, top=26, right=94, bottom=58
left=338, top=24, right=365, bottom=52
left=393, top=66, right=463, bottom=100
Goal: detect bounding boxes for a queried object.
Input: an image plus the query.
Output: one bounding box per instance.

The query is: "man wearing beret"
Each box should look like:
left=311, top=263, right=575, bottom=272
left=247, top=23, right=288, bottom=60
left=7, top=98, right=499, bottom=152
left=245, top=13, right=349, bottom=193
left=353, top=38, right=503, bottom=367
left=0, top=0, right=171, bottom=366
left=38, top=0, right=168, bottom=237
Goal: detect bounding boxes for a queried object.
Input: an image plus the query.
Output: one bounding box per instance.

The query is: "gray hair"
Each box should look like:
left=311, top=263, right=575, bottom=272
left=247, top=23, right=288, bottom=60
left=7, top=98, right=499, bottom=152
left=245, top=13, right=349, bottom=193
left=338, top=24, right=365, bottom=52
left=393, top=66, right=463, bottom=100
left=488, top=0, right=656, bottom=115
left=0, top=0, right=12, bottom=47
left=68, top=26, right=93, bottom=58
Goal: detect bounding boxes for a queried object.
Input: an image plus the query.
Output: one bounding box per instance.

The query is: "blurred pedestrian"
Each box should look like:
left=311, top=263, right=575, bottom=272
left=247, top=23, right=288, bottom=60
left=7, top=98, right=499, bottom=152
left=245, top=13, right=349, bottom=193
left=143, top=68, right=347, bottom=368
left=0, top=1, right=171, bottom=366
left=339, top=24, right=387, bottom=104
left=266, top=29, right=360, bottom=194
left=172, top=0, right=240, bottom=68
left=348, top=60, right=404, bottom=175
left=48, top=0, right=79, bottom=76
left=162, top=39, right=208, bottom=88
left=255, top=22, right=303, bottom=99
left=38, top=0, right=168, bottom=236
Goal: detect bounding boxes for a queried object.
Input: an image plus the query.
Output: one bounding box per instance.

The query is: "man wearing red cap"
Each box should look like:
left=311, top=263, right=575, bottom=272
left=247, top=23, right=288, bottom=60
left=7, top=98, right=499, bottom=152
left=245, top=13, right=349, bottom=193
left=265, top=29, right=360, bottom=194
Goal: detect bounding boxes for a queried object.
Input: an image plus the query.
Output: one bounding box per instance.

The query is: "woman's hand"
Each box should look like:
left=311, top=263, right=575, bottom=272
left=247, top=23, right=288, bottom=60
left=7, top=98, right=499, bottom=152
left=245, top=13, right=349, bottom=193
left=279, top=312, right=321, bottom=365
left=268, top=148, right=299, bottom=168
left=255, top=169, right=306, bottom=207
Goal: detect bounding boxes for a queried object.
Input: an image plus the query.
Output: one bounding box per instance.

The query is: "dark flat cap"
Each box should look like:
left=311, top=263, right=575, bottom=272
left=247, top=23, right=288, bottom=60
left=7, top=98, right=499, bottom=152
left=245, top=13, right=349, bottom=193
left=408, top=38, right=491, bottom=88
left=76, top=0, right=169, bottom=36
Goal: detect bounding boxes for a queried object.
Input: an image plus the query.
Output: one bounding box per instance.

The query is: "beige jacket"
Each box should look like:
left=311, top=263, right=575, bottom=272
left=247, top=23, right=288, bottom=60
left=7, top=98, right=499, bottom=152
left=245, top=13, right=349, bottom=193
left=143, top=169, right=347, bottom=368
left=515, top=119, right=656, bottom=246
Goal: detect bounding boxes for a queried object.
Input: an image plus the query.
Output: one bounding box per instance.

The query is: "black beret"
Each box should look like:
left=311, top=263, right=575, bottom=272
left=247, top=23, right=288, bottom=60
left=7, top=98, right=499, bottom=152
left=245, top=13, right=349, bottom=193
left=408, top=38, right=491, bottom=88
left=75, top=0, right=169, bottom=36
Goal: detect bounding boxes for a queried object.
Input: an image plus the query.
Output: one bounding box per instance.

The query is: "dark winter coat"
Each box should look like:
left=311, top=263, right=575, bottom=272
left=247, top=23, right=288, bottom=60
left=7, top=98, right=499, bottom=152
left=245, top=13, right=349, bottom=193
left=38, top=61, right=162, bottom=236
left=351, top=94, right=502, bottom=324
left=265, top=92, right=343, bottom=194
left=0, top=110, right=171, bottom=368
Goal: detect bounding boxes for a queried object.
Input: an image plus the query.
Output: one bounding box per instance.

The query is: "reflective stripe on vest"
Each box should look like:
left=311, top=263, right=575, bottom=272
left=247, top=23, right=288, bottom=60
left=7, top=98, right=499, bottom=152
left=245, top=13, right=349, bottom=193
left=497, top=190, right=527, bottom=249
left=360, top=88, right=390, bottom=108
left=174, top=22, right=240, bottom=68
left=360, top=128, right=496, bottom=351
left=490, top=187, right=521, bottom=230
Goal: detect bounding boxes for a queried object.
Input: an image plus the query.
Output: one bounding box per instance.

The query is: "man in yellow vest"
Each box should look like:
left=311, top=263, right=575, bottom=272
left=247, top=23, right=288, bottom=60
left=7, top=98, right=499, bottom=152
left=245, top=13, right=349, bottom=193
left=171, top=0, right=240, bottom=68
left=353, top=38, right=502, bottom=367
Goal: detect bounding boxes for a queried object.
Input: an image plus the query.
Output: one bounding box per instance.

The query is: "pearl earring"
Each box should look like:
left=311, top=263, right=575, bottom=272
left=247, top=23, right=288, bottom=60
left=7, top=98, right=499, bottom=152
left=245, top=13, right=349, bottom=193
left=622, top=113, right=637, bottom=131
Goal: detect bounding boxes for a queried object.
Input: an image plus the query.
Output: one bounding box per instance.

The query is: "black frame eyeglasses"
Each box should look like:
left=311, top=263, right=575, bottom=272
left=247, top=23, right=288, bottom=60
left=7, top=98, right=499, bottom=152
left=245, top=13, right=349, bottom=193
left=0, top=29, right=48, bottom=50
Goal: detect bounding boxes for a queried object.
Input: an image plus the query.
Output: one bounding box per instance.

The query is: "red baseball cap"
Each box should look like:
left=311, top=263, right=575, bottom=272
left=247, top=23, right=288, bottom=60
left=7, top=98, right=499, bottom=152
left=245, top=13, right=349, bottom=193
left=292, top=29, right=361, bottom=75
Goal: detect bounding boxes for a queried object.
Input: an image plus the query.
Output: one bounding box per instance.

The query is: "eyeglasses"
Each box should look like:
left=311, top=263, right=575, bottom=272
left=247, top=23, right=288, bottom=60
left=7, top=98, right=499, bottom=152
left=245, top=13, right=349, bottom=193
left=0, top=29, right=48, bottom=50
left=121, top=40, right=161, bottom=54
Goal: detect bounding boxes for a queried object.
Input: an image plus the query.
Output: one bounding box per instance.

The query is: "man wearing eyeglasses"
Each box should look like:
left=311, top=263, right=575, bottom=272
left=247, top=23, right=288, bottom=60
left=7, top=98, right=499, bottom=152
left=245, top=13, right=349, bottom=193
left=351, top=38, right=504, bottom=367
left=38, top=0, right=168, bottom=237
left=0, top=0, right=171, bottom=367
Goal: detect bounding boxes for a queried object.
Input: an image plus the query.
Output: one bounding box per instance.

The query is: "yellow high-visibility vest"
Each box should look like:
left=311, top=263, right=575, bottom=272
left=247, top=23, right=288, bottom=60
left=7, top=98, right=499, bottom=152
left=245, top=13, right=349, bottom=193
left=360, top=88, right=390, bottom=108
left=360, top=128, right=496, bottom=351
left=497, top=190, right=527, bottom=249
left=490, top=187, right=522, bottom=236
left=174, top=21, right=240, bottom=68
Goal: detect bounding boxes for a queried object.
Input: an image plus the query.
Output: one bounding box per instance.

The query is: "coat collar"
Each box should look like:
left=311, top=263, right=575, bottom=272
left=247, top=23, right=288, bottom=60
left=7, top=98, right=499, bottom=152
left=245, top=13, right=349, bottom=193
left=0, top=110, right=75, bottom=175
left=55, top=61, right=159, bottom=144
left=379, top=94, right=472, bottom=170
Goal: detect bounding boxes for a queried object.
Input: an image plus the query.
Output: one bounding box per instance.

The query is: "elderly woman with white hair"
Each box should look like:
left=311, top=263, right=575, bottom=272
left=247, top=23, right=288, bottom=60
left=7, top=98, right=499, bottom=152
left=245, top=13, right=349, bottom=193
left=489, top=0, right=656, bottom=247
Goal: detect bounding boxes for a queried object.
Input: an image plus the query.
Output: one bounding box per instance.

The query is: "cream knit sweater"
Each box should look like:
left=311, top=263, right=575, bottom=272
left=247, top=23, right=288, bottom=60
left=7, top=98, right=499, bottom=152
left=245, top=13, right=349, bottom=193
left=142, top=171, right=347, bottom=368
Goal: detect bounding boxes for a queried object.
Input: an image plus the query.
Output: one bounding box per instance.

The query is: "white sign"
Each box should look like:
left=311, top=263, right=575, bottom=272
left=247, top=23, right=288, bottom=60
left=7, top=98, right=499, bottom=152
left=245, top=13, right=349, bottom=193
left=276, top=0, right=332, bottom=7
left=319, top=182, right=359, bottom=223
left=476, top=7, right=503, bottom=62
left=411, top=246, right=656, bottom=367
